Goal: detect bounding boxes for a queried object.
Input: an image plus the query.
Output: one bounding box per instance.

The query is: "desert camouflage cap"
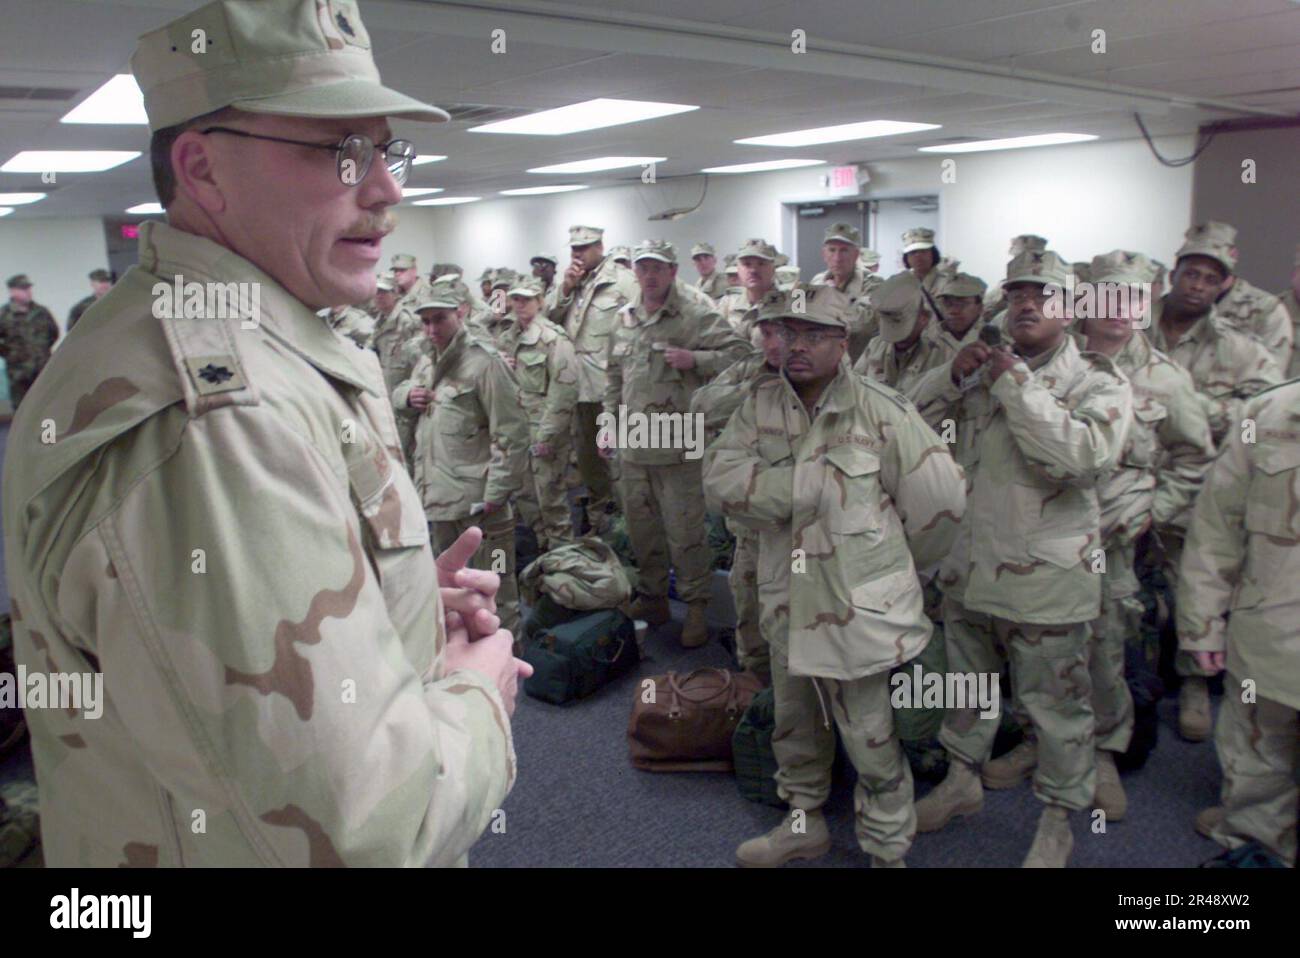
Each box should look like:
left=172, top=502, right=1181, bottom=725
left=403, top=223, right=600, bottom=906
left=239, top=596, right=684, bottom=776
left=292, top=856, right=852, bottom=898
left=508, top=278, right=546, bottom=299
left=375, top=271, right=396, bottom=292
left=1176, top=221, right=1238, bottom=274
left=775, top=265, right=800, bottom=280
left=477, top=267, right=495, bottom=283
left=632, top=239, right=676, bottom=264
left=1004, top=249, right=1070, bottom=288
left=690, top=242, right=716, bottom=258
left=1009, top=234, right=1049, bottom=256
left=89, top=269, right=113, bottom=282
left=130, top=0, right=450, bottom=132
left=414, top=279, right=468, bottom=311
left=491, top=268, right=520, bottom=290
left=391, top=253, right=416, bottom=270
left=609, top=245, right=633, bottom=263
left=431, top=262, right=463, bottom=279
left=901, top=228, right=936, bottom=253
left=736, top=237, right=777, bottom=261
left=874, top=271, right=927, bottom=344
left=1072, top=261, right=1093, bottom=284
left=823, top=222, right=861, bottom=247
left=858, top=248, right=881, bottom=267
left=568, top=224, right=604, bottom=246
left=529, top=252, right=558, bottom=266
left=936, top=272, right=987, bottom=298
left=724, top=254, right=739, bottom=272
left=760, top=284, right=851, bottom=328
left=6, top=274, right=32, bottom=289
left=1090, top=250, right=1150, bottom=286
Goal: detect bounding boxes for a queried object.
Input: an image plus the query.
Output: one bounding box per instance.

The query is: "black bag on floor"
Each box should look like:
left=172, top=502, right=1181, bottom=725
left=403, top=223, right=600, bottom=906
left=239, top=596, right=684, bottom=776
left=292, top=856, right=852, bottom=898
left=522, top=593, right=584, bottom=643
left=732, top=686, right=783, bottom=807
left=521, top=609, right=639, bottom=705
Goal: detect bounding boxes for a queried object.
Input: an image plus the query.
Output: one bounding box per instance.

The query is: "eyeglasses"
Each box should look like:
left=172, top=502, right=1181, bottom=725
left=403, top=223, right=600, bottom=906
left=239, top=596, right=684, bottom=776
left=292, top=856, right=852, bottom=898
left=200, top=127, right=417, bottom=187
left=776, top=326, right=845, bottom=347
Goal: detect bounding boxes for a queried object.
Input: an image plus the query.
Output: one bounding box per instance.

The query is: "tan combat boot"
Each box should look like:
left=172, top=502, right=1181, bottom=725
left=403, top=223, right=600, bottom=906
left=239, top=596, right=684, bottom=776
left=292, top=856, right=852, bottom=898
left=1093, top=749, right=1127, bottom=821
left=1195, top=805, right=1225, bottom=839
left=1023, top=805, right=1073, bottom=868
left=982, top=738, right=1037, bottom=789
left=1178, top=677, right=1211, bottom=742
left=627, top=594, right=671, bottom=627
left=680, top=601, right=709, bottom=649
left=915, top=759, right=983, bottom=833
left=736, top=808, right=831, bottom=867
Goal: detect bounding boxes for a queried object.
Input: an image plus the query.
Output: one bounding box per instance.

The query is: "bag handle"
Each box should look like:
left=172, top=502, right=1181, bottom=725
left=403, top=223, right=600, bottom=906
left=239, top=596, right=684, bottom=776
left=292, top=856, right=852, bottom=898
left=667, top=668, right=735, bottom=710
left=590, top=638, right=625, bottom=666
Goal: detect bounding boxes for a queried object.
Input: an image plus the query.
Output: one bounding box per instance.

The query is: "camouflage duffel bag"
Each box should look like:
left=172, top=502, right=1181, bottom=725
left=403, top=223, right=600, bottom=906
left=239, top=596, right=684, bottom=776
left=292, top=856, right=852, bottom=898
left=519, top=537, right=633, bottom=611
left=521, top=609, right=639, bottom=705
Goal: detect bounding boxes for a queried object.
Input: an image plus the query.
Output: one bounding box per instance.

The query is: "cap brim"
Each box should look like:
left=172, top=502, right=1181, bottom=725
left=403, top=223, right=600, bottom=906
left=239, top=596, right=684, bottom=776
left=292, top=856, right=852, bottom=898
left=902, top=243, right=936, bottom=254
left=737, top=252, right=775, bottom=261
left=1002, top=275, right=1063, bottom=289
left=878, top=320, right=916, bottom=344
left=232, top=78, right=449, bottom=123
left=507, top=287, right=541, bottom=298
left=824, top=238, right=859, bottom=247
left=633, top=254, right=675, bottom=264
left=415, top=300, right=460, bottom=311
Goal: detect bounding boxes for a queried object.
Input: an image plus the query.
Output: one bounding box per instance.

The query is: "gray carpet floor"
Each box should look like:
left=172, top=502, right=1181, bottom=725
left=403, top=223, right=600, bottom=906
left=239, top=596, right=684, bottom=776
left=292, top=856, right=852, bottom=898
left=469, top=601, right=1227, bottom=868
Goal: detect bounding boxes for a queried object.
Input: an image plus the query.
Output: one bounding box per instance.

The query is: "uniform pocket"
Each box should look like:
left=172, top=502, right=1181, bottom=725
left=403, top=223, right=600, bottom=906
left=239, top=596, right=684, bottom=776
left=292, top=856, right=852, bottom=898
left=851, top=567, right=915, bottom=613
left=1026, top=534, right=1091, bottom=570
left=516, top=351, right=548, bottom=394
left=821, top=444, right=883, bottom=536
left=1244, top=443, right=1300, bottom=540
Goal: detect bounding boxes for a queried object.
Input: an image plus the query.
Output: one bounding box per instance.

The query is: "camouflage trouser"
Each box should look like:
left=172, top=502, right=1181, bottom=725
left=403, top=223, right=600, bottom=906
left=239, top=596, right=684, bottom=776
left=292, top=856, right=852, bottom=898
left=431, top=506, right=520, bottom=641
left=1212, top=675, right=1298, bottom=867
left=573, top=402, right=614, bottom=526
left=1091, top=541, right=1138, bottom=754
left=619, top=459, right=712, bottom=604
left=768, top=640, right=915, bottom=861
left=729, top=531, right=768, bottom=678
left=938, top=596, right=1096, bottom=810
left=514, top=439, right=575, bottom=550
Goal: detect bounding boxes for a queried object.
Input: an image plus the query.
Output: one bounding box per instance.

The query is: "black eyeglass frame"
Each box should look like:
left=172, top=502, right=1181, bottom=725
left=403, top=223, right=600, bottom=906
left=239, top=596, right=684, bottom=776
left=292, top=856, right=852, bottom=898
left=199, top=127, right=417, bottom=186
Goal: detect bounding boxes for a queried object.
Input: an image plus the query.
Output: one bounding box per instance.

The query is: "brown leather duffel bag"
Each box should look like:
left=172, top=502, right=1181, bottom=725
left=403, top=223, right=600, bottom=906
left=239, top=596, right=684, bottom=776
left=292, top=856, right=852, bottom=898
left=628, top=668, right=763, bottom=772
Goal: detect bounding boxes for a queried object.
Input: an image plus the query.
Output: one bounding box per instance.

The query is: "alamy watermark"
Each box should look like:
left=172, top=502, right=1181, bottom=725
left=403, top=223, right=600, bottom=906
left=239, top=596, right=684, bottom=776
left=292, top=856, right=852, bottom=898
left=890, top=666, right=1000, bottom=720
left=151, top=274, right=261, bottom=329
left=0, top=667, right=103, bottom=719
left=596, top=404, right=705, bottom=461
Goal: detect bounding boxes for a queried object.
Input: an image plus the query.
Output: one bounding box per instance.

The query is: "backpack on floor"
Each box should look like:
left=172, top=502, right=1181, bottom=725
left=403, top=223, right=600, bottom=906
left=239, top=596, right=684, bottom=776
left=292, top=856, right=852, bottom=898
left=520, top=609, right=639, bottom=705
left=519, top=537, right=633, bottom=611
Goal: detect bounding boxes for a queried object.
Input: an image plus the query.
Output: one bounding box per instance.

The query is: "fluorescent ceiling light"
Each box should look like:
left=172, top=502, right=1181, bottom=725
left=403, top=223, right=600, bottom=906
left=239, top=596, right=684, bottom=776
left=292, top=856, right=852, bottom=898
left=412, top=155, right=447, bottom=166
left=499, top=185, right=589, bottom=195
left=918, top=133, right=1098, bottom=153
left=471, top=99, right=698, bottom=136
left=60, top=74, right=147, bottom=125
left=413, top=196, right=481, bottom=206
left=737, top=120, right=940, bottom=147
left=0, top=192, right=46, bottom=205
left=701, top=159, right=826, bottom=174
left=0, top=208, right=13, bottom=218
left=2, top=151, right=140, bottom=173
left=125, top=202, right=164, bottom=214
left=528, top=156, right=665, bottom=174
left=401, top=187, right=444, bottom=197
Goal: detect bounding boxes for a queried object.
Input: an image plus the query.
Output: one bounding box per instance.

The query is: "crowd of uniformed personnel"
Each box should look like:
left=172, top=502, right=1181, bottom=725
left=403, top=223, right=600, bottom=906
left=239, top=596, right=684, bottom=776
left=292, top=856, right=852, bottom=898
left=1, top=0, right=1297, bottom=871
left=236, top=215, right=1298, bottom=870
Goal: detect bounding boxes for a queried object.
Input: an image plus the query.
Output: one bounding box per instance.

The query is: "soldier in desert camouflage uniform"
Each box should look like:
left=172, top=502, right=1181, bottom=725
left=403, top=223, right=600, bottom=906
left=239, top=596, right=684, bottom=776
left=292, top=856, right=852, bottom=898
left=912, top=250, right=1132, bottom=868
left=984, top=250, right=1214, bottom=817
left=901, top=227, right=948, bottom=295
left=811, top=223, right=881, bottom=361
left=498, top=278, right=579, bottom=550
left=326, top=302, right=375, bottom=349
left=395, top=280, right=530, bottom=642
left=705, top=285, right=966, bottom=868
left=853, top=271, right=946, bottom=396
left=719, top=238, right=781, bottom=345
left=1178, top=377, right=1300, bottom=867
left=1200, top=220, right=1293, bottom=358
left=1278, top=245, right=1299, bottom=378
left=1, top=0, right=527, bottom=867
left=602, top=240, right=750, bottom=648
left=1148, top=222, right=1283, bottom=741
left=691, top=242, right=728, bottom=301
left=982, top=234, right=1048, bottom=323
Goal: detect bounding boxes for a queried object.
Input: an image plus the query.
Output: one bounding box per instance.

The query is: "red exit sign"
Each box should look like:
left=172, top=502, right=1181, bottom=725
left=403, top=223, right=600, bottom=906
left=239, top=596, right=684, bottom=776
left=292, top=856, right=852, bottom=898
left=120, top=224, right=140, bottom=239
left=830, top=165, right=858, bottom=190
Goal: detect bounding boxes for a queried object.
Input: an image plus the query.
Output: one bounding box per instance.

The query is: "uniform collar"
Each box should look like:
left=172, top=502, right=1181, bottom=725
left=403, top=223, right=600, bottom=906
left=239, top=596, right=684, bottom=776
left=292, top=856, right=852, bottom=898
left=515, top=318, right=543, bottom=346
left=136, top=221, right=379, bottom=396
left=632, top=282, right=682, bottom=325
left=1023, top=335, right=1071, bottom=372
left=1152, top=296, right=1221, bottom=349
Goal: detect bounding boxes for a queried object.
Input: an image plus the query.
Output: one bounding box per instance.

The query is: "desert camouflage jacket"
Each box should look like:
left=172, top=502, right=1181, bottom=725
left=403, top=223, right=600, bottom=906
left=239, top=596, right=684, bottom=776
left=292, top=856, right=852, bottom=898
left=925, top=336, right=1133, bottom=623
left=694, top=271, right=729, bottom=301
left=497, top=316, right=578, bottom=447
left=327, top=304, right=376, bottom=350
left=1178, top=378, right=1300, bottom=710
left=853, top=327, right=949, bottom=398
left=703, top=361, right=966, bottom=679
left=394, top=325, right=528, bottom=519
left=553, top=255, right=638, bottom=403
left=1215, top=276, right=1293, bottom=357
left=1, top=222, right=516, bottom=866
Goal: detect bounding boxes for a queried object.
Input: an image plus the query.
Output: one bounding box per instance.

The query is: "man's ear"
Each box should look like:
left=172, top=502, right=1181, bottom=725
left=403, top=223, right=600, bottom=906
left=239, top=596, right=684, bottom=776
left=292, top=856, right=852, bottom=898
left=1220, top=273, right=1236, bottom=294
left=172, top=130, right=227, bottom=214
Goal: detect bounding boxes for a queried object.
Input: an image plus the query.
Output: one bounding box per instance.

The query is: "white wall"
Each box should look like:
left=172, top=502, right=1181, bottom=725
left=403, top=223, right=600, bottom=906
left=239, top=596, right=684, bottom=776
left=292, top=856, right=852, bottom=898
left=408, top=135, right=1195, bottom=290
left=0, top=217, right=110, bottom=335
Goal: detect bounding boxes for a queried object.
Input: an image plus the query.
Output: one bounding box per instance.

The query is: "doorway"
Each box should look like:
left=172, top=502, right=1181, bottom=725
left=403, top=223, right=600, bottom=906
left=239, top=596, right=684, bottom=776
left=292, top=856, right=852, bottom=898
left=790, top=195, right=939, bottom=280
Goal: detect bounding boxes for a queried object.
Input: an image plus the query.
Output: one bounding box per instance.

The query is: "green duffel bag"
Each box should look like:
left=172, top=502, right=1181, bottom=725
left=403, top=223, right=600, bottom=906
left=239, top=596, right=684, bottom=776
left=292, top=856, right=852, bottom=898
left=732, top=686, right=783, bottom=807
left=522, top=593, right=584, bottom=643
left=521, top=609, right=639, bottom=705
